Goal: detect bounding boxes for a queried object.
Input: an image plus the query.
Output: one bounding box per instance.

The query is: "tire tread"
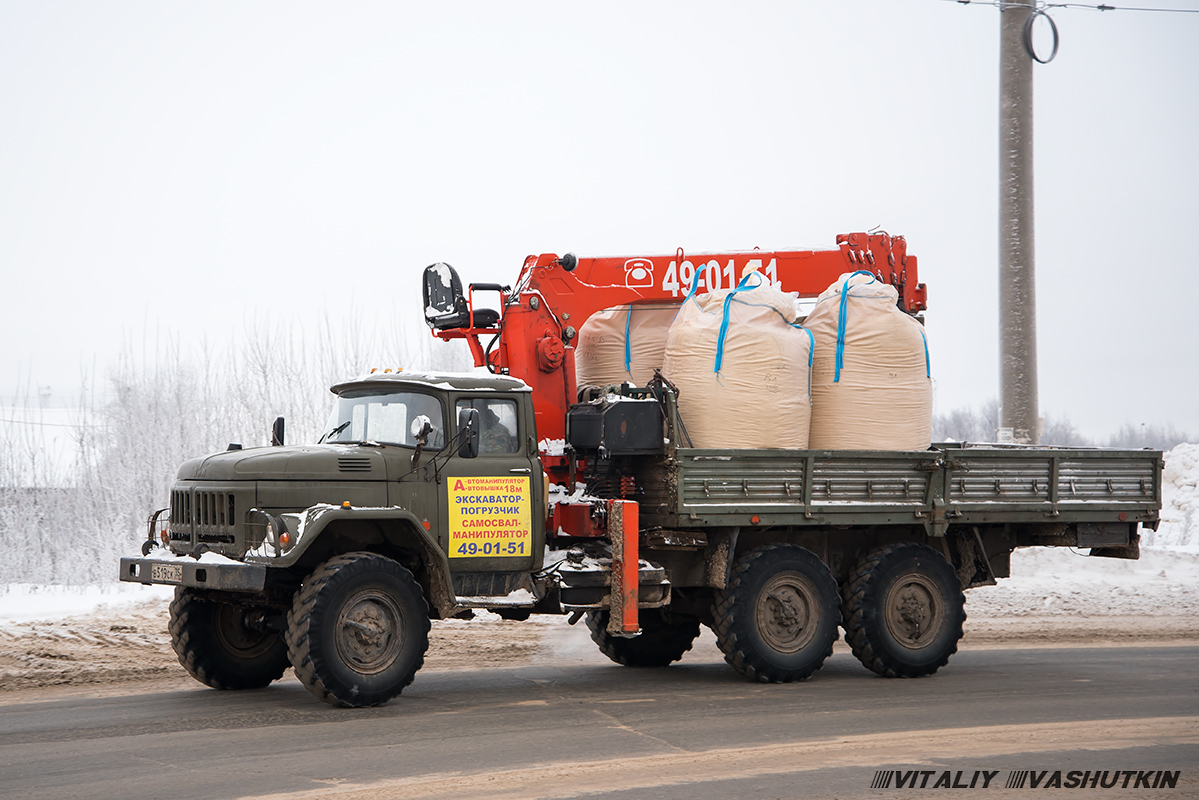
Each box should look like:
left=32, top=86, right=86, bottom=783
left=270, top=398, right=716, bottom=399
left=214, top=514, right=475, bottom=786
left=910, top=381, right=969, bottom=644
left=840, top=543, right=966, bottom=678
left=285, top=551, right=430, bottom=707
left=169, top=588, right=288, bottom=690
left=712, top=543, right=839, bottom=683
left=585, top=610, right=699, bottom=667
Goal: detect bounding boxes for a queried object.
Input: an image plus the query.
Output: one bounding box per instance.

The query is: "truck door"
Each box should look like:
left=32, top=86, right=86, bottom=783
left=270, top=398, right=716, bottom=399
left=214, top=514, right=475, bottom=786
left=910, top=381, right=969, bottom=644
left=443, top=395, right=543, bottom=576
left=381, top=391, right=443, bottom=543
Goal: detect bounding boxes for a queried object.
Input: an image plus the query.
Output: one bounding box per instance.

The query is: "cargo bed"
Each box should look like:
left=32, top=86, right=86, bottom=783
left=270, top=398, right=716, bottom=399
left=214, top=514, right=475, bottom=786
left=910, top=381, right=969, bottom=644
left=638, top=443, right=1162, bottom=538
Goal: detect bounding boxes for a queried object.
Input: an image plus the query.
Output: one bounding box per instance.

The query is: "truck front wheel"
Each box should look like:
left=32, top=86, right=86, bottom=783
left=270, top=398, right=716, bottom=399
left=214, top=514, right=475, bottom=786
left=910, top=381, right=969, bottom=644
left=585, top=608, right=700, bottom=667
left=713, top=544, right=840, bottom=683
left=168, top=588, right=290, bottom=690
left=841, top=543, right=966, bottom=678
left=286, top=552, right=430, bottom=708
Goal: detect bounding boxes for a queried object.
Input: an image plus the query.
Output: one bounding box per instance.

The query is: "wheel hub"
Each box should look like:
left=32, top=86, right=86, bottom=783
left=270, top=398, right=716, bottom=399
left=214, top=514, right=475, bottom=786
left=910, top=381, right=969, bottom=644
left=214, top=605, right=276, bottom=658
left=767, top=589, right=805, bottom=633
left=884, top=575, right=943, bottom=649
left=336, top=590, right=403, bottom=674
left=756, top=573, right=817, bottom=654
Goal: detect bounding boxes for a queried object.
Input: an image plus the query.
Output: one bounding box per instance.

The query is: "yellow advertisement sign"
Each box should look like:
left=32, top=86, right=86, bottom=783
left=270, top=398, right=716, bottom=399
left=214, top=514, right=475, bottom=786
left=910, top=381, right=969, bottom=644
left=447, top=475, right=532, bottom=558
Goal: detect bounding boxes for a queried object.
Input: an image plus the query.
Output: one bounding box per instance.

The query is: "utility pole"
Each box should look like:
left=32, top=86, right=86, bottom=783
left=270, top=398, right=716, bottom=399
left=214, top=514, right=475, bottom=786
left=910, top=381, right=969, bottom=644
left=998, top=2, right=1040, bottom=444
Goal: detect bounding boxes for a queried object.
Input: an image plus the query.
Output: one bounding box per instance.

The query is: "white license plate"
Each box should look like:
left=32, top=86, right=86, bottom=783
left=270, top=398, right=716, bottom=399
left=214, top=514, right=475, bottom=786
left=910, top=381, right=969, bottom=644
left=151, top=563, right=183, bottom=584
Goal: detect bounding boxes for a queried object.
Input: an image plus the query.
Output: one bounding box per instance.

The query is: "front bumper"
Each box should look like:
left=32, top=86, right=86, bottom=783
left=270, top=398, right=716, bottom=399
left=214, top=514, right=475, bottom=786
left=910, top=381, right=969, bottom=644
left=119, top=556, right=266, bottom=593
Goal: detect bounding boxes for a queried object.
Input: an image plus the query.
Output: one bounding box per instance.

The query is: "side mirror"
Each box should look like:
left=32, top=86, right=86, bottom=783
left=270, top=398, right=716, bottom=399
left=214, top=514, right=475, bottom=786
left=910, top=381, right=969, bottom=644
left=457, top=407, right=480, bottom=459
left=423, top=262, right=467, bottom=329
left=271, top=416, right=285, bottom=447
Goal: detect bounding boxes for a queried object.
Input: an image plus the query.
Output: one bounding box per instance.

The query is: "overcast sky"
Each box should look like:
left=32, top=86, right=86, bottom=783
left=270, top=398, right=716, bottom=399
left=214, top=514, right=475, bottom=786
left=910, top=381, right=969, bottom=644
left=2, top=1, right=1196, bottom=437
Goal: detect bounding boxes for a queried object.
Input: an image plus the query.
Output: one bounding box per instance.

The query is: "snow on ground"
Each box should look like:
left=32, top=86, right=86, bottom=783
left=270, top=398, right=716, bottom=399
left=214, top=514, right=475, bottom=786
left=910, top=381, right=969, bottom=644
left=969, top=545, right=1199, bottom=618
left=1150, top=442, right=1199, bottom=547
left=1, top=547, right=1193, bottom=628
left=0, top=583, right=173, bottom=625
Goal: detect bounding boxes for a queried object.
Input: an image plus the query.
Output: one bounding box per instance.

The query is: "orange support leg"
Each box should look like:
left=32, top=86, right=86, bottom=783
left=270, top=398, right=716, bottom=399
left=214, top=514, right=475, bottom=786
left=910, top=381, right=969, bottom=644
left=606, top=499, right=640, bottom=636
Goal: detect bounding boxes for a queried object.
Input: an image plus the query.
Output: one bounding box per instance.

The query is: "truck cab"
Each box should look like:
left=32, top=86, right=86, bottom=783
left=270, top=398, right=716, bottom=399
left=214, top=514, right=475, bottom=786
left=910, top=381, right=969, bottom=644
left=155, top=371, right=546, bottom=583
left=122, top=371, right=563, bottom=707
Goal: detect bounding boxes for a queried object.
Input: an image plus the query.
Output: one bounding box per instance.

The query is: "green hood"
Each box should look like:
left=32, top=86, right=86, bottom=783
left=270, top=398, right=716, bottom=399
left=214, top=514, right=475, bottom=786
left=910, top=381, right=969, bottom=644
left=177, top=444, right=387, bottom=482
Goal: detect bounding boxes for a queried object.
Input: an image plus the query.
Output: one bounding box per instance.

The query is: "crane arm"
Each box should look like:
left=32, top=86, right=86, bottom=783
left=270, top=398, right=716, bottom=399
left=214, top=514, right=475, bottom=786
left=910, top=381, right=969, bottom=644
left=427, top=232, right=925, bottom=457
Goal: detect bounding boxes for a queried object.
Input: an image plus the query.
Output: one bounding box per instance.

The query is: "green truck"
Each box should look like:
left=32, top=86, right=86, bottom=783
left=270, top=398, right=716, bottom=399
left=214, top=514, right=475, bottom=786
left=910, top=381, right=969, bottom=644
left=121, top=370, right=1163, bottom=707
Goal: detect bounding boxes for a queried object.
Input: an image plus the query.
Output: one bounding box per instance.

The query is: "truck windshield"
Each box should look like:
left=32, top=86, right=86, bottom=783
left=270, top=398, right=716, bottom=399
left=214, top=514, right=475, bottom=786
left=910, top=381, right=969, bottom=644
left=320, top=390, right=445, bottom=448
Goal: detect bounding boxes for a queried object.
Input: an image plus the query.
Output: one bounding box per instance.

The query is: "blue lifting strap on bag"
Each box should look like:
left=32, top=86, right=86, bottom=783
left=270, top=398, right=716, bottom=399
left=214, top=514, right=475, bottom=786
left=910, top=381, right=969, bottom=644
left=802, top=326, right=814, bottom=398
left=624, top=306, right=632, bottom=373
left=834, top=270, right=877, bottom=383
left=920, top=327, right=930, bottom=378
left=714, top=271, right=765, bottom=373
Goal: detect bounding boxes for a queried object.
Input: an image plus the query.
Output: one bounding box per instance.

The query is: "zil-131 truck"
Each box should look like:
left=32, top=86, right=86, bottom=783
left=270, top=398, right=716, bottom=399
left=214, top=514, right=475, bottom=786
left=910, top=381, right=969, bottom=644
left=121, top=232, right=1163, bottom=707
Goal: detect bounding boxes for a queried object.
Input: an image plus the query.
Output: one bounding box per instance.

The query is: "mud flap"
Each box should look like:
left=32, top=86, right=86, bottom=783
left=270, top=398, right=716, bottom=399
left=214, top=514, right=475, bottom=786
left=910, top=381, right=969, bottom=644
left=949, top=528, right=997, bottom=590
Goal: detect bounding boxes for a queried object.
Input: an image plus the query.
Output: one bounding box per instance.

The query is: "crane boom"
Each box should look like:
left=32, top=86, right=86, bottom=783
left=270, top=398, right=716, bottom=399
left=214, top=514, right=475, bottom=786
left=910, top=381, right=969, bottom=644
left=426, top=231, right=925, bottom=465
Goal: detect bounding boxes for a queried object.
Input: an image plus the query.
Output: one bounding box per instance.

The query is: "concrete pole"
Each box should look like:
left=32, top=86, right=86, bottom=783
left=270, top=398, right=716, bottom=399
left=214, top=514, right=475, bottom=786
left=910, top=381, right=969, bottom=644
left=998, top=2, right=1039, bottom=444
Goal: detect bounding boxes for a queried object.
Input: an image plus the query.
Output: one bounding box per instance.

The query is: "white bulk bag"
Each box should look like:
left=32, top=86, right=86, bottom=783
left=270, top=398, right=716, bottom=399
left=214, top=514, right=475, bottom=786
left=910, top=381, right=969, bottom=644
left=575, top=304, right=679, bottom=389
left=662, top=273, right=813, bottom=449
left=805, top=271, right=932, bottom=450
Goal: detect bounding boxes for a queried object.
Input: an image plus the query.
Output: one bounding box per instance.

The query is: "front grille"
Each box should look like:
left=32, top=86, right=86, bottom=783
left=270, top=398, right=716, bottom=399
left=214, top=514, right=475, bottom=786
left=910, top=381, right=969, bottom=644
left=169, top=487, right=240, bottom=545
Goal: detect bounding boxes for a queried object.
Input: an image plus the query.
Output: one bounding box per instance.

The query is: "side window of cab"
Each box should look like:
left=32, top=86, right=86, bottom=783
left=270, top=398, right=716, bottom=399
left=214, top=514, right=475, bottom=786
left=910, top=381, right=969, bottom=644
left=456, top=398, right=520, bottom=455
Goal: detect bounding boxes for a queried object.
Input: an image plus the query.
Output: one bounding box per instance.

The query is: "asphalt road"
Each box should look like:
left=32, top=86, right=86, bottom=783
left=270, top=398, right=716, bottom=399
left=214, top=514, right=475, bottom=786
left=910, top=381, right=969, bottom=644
left=1, top=645, right=1196, bottom=800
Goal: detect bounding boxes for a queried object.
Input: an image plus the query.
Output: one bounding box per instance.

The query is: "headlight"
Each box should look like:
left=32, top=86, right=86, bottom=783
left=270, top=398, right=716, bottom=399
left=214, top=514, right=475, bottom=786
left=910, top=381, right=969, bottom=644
left=247, top=509, right=294, bottom=557
left=267, top=515, right=295, bottom=552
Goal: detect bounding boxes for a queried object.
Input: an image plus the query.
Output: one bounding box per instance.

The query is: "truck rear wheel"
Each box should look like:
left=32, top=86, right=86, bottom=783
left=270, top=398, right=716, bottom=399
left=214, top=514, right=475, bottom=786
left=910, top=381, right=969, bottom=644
left=713, top=544, right=840, bottom=683
left=841, top=543, right=966, bottom=678
left=168, top=588, right=290, bottom=690
left=585, top=608, right=700, bottom=667
left=286, top=552, right=430, bottom=708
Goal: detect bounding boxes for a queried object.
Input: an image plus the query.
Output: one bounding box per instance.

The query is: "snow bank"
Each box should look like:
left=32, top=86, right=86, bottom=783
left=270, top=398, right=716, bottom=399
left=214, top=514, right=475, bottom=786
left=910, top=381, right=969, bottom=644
left=0, top=584, right=173, bottom=625
left=1149, top=442, right=1199, bottom=546
left=968, top=545, right=1199, bottom=618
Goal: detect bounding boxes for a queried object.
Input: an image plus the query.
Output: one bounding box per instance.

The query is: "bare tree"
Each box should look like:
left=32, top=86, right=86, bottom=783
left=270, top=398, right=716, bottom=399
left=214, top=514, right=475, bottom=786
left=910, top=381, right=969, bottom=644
left=0, top=309, right=473, bottom=585
left=933, top=399, right=1000, bottom=443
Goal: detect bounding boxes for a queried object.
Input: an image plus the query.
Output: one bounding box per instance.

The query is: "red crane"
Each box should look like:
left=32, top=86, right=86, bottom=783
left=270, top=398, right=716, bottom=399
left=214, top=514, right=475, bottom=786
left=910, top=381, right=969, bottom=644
left=425, top=231, right=925, bottom=476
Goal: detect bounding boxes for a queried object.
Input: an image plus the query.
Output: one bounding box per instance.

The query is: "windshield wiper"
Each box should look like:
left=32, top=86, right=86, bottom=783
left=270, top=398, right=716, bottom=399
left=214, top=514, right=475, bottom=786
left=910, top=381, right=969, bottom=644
left=318, top=420, right=352, bottom=444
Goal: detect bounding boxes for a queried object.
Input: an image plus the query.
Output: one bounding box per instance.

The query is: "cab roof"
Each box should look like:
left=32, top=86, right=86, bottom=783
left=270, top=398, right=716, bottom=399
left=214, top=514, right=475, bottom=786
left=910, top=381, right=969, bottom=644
left=330, top=370, right=531, bottom=395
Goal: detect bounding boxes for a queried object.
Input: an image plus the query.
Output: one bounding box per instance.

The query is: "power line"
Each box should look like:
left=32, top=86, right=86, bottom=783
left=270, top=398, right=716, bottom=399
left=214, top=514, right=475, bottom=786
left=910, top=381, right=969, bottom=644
left=944, top=0, right=1199, bottom=13
left=0, top=417, right=100, bottom=430
left=1048, top=2, right=1199, bottom=10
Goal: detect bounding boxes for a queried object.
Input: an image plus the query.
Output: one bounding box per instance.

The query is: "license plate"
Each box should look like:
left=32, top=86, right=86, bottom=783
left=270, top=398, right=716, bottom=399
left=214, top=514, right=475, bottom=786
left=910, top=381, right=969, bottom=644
left=151, top=563, right=183, bottom=584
